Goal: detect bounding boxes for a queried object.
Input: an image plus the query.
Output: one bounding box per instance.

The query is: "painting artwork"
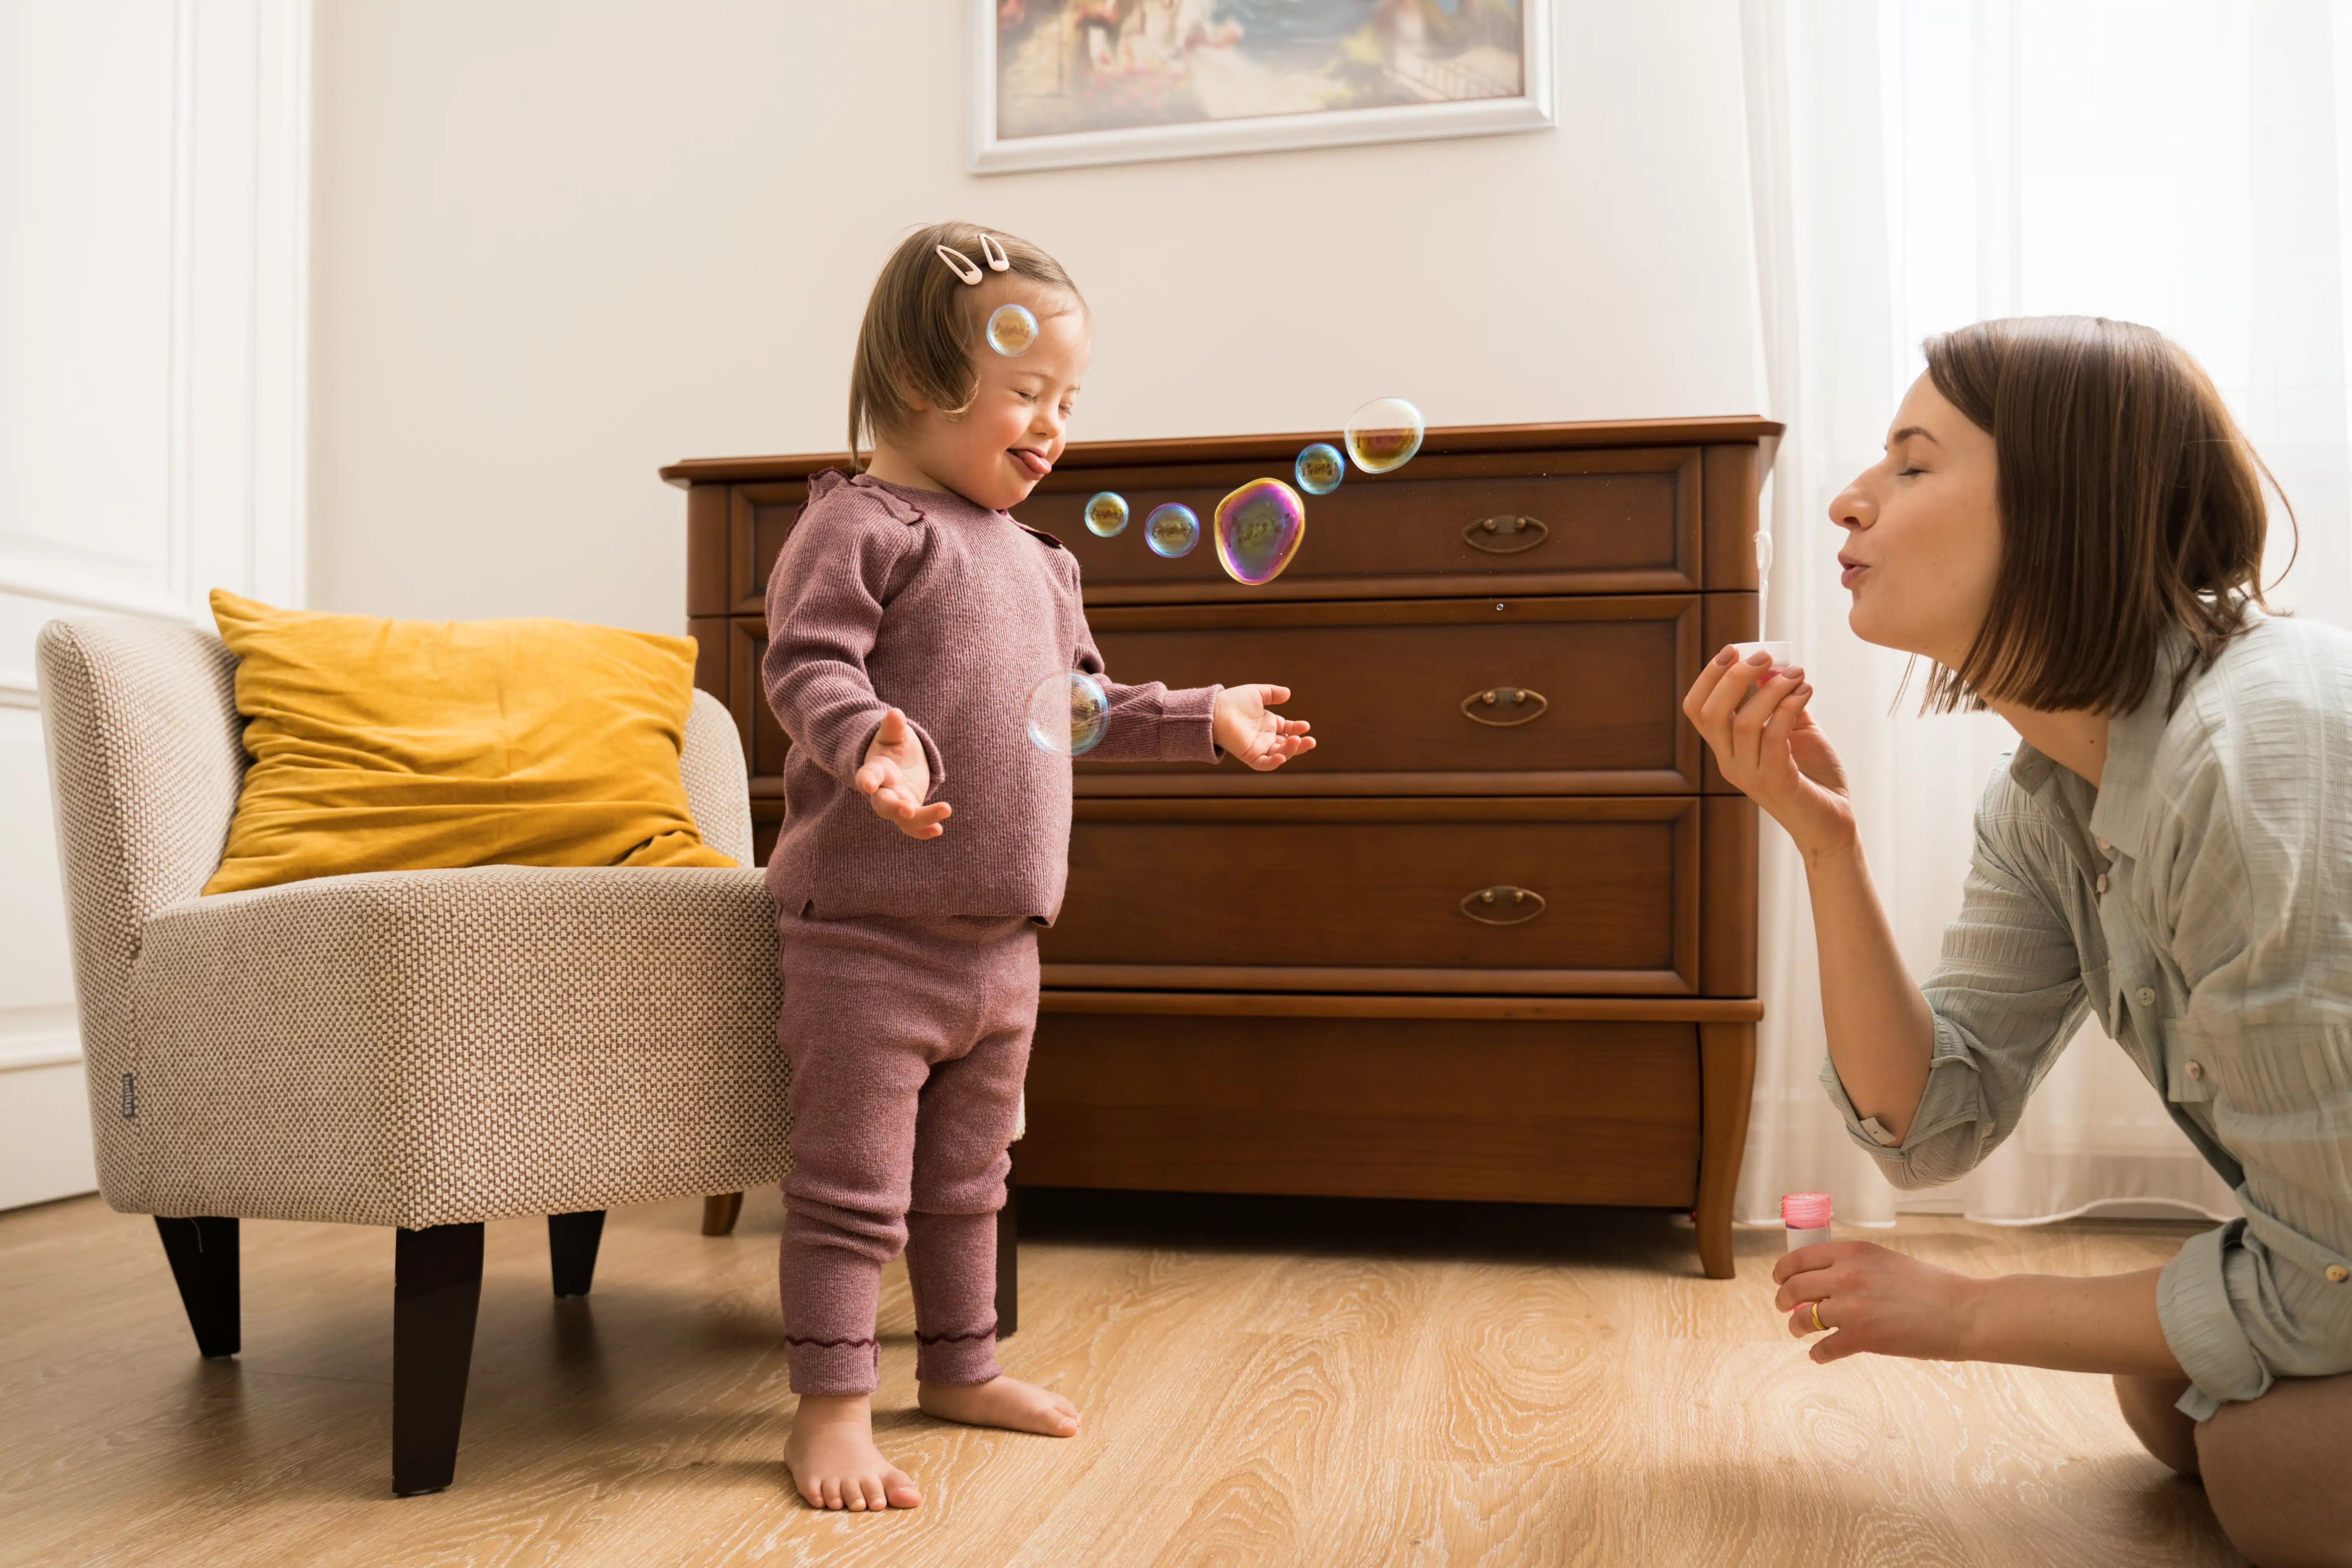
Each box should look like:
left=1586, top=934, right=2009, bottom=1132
left=977, top=0, right=1551, bottom=171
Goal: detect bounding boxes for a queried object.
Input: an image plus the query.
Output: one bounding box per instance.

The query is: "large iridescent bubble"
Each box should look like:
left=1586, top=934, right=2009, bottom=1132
left=1344, top=397, right=1425, bottom=474
left=1145, top=502, right=1200, bottom=559
left=986, top=302, right=1038, bottom=357
left=1213, top=478, right=1306, bottom=586
left=1294, top=442, right=1345, bottom=495
left=1084, top=492, right=1129, bottom=537
left=1025, top=670, right=1109, bottom=757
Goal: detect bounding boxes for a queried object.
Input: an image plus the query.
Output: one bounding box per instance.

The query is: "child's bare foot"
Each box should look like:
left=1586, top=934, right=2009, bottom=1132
left=917, top=1374, right=1082, bottom=1437
left=784, top=1393, right=922, bottom=1512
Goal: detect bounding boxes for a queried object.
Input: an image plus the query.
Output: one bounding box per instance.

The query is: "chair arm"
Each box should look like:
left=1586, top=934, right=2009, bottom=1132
left=681, top=689, right=754, bottom=866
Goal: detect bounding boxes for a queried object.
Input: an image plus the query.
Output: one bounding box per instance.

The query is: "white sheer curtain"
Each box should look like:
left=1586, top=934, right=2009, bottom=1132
left=1734, top=0, right=2352, bottom=1227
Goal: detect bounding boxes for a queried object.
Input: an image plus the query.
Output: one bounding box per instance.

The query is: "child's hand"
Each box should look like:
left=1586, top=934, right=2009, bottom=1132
left=856, top=708, right=951, bottom=839
left=1212, top=684, right=1315, bottom=771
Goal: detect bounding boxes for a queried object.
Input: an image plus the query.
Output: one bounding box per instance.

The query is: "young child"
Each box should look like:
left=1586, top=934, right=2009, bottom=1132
left=762, top=221, right=1313, bottom=1512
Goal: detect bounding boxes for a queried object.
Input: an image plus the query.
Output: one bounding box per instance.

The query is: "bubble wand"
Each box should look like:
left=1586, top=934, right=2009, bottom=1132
left=1733, top=528, right=1790, bottom=671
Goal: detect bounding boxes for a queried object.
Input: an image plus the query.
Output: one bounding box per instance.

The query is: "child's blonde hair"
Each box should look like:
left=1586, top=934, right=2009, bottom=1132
left=848, top=221, right=1084, bottom=470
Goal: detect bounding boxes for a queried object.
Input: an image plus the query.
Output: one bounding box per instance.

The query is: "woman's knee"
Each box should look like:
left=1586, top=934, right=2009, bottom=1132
left=2196, top=1374, right=2352, bottom=1568
left=2112, top=1374, right=2201, bottom=1477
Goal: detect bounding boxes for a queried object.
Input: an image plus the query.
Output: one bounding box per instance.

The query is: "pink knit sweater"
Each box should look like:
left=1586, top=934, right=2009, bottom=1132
left=762, top=470, right=1220, bottom=922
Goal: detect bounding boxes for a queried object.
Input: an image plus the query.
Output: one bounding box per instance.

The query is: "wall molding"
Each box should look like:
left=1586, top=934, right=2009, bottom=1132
left=0, top=0, right=311, bottom=1198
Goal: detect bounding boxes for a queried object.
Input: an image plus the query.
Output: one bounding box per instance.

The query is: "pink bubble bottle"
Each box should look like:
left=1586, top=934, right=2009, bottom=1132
left=1782, top=1192, right=1833, bottom=1250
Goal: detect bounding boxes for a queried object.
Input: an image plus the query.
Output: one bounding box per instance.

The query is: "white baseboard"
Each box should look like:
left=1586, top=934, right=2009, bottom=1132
left=0, top=1061, right=98, bottom=1211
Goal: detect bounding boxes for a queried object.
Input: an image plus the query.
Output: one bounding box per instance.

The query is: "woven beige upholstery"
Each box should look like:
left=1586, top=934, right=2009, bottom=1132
left=36, top=615, right=791, bottom=1229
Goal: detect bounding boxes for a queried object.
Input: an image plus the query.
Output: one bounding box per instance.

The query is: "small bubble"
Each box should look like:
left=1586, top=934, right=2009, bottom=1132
left=987, top=302, right=1038, bottom=357
left=1754, top=531, right=1775, bottom=573
left=1026, top=671, right=1109, bottom=757
left=1294, top=443, right=1345, bottom=495
left=1084, top=492, right=1129, bottom=537
left=1145, top=503, right=1200, bottom=558
left=1213, top=479, right=1306, bottom=586
left=1345, top=397, right=1425, bottom=474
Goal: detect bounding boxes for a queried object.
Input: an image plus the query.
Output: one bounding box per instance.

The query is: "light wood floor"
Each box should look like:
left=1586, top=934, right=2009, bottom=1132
left=0, top=1188, right=2241, bottom=1567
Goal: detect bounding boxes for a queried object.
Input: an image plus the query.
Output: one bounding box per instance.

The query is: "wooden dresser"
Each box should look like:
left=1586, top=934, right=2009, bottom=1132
left=664, top=417, right=1777, bottom=1278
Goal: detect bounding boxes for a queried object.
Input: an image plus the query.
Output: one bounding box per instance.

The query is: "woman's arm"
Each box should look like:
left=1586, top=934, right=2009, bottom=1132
left=1800, top=839, right=1936, bottom=1140
left=1685, top=650, right=1936, bottom=1137
left=1775, top=1241, right=2184, bottom=1377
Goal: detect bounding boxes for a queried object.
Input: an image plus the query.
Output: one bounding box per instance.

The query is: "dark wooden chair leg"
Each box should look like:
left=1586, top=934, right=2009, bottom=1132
left=995, top=1160, right=1019, bottom=1338
left=1695, top=1021, right=1758, bottom=1281
left=547, top=1210, right=606, bottom=1297
left=393, top=1222, right=483, bottom=1497
left=700, top=1192, right=744, bottom=1236
left=154, top=1216, right=240, bottom=1358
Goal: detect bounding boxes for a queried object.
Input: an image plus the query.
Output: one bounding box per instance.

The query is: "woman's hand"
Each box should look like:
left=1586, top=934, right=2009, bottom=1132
left=856, top=708, right=951, bottom=839
left=1213, top=684, right=1315, bottom=771
left=1683, top=647, right=1855, bottom=856
left=1775, top=1241, right=1984, bottom=1365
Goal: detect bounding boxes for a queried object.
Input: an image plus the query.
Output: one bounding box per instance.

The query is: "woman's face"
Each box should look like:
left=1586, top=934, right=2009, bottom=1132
left=1829, top=372, right=2004, bottom=667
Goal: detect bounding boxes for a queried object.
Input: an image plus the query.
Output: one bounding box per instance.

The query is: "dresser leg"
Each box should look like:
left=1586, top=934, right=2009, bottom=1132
left=1695, top=1022, right=1757, bottom=1280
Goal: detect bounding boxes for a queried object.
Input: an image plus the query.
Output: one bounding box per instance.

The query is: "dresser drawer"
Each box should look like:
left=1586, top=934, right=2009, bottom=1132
left=1043, top=797, right=1701, bottom=994
left=1082, top=595, right=1704, bottom=795
left=1016, top=447, right=1704, bottom=603
left=1022, top=1009, right=1701, bottom=1205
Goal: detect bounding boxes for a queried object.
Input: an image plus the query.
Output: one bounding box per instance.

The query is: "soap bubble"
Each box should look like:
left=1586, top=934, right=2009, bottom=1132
left=1145, top=503, right=1200, bottom=558
left=1345, top=397, right=1425, bottom=474
left=1294, top=443, right=1345, bottom=495
left=1025, top=670, right=1109, bottom=757
left=1084, top=492, right=1129, bottom=537
left=1754, top=531, right=1774, bottom=573
left=986, top=302, right=1038, bottom=357
left=1213, top=478, right=1306, bottom=586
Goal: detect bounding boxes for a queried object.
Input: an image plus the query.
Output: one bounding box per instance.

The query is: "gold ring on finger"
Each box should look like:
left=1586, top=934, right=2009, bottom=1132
left=1809, top=1299, right=1826, bottom=1334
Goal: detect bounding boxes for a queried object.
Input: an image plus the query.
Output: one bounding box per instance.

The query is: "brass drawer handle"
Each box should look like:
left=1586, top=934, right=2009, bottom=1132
left=1464, top=515, right=1548, bottom=554
left=1460, top=886, right=1546, bottom=925
left=1461, top=687, right=1548, bottom=727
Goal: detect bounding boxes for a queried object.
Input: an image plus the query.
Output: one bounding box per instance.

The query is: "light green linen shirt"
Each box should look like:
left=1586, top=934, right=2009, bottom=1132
left=1822, top=612, right=2352, bottom=1420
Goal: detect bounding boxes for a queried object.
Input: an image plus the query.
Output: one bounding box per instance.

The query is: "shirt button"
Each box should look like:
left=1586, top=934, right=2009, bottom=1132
left=2185, top=1061, right=2204, bottom=1080
left=2136, top=986, right=2157, bottom=1007
left=2095, top=874, right=2109, bottom=895
left=2328, top=1265, right=2350, bottom=1283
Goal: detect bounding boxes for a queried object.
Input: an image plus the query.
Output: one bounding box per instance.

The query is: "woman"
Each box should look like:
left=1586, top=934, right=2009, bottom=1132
left=1685, top=316, right=2352, bottom=1566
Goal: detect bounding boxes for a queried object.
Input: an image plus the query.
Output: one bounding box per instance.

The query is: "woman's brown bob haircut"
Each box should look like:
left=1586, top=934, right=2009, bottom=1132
left=1920, top=315, right=2286, bottom=716
left=847, top=221, right=1084, bottom=469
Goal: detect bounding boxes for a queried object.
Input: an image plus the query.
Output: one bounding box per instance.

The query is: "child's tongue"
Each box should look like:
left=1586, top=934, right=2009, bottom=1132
left=1010, top=448, right=1050, bottom=478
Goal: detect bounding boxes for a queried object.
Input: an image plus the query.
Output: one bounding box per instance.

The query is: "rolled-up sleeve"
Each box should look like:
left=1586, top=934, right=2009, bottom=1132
left=1824, top=777, right=2092, bottom=1188
left=2158, top=1225, right=2270, bottom=1418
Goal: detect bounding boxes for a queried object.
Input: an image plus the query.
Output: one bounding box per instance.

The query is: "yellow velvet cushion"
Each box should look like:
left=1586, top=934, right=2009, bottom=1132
left=203, top=589, right=734, bottom=895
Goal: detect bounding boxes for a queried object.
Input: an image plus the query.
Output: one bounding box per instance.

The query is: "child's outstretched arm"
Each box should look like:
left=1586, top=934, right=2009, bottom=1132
left=1072, top=628, right=1313, bottom=772
left=762, top=500, right=951, bottom=838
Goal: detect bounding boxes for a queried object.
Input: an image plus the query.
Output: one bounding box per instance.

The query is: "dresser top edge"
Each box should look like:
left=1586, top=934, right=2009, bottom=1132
left=659, top=417, right=1787, bottom=488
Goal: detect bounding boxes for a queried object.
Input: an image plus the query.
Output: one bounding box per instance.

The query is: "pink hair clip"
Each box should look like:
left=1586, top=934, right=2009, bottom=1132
left=936, top=244, right=983, bottom=285
left=936, top=234, right=1012, bottom=285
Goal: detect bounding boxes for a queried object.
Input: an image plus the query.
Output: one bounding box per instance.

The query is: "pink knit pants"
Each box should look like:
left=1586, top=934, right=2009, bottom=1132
left=774, top=906, right=1036, bottom=1396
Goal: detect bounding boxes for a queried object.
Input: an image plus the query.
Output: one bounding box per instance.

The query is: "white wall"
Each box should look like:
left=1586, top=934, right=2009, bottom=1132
left=0, top=0, right=310, bottom=1210
left=309, top=0, right=1764, bottom=630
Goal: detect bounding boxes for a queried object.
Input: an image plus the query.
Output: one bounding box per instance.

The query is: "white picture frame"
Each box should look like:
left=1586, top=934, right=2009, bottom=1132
left=971, top=0, right=1555, bottom=175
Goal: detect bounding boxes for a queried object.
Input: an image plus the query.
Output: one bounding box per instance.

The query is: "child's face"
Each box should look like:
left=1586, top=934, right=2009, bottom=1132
left=896, top=280, right=1092, bottom=512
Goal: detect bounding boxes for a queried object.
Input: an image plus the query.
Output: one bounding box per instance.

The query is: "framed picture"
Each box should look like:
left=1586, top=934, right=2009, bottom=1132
left=971, top=0, right=1555, bottom=174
